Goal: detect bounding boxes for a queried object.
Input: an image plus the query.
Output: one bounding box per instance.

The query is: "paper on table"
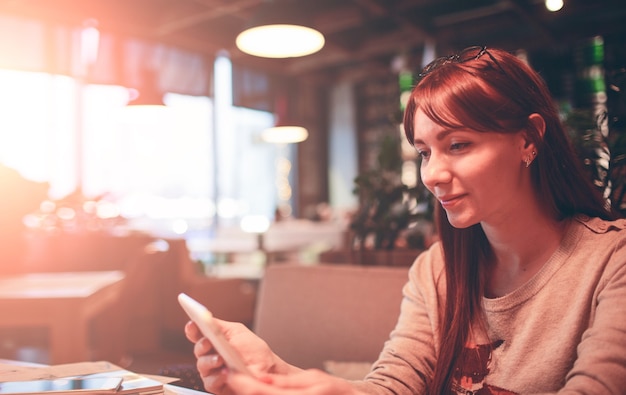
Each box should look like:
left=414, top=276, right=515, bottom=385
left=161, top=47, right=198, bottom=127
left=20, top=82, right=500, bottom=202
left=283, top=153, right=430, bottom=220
left=0, top=361, right=176, bottom=385
left=0, top=364, right=39, bottom=382
left=82, top=369, right=170, bottom=394
left=0, top=361, right=119, bottom=382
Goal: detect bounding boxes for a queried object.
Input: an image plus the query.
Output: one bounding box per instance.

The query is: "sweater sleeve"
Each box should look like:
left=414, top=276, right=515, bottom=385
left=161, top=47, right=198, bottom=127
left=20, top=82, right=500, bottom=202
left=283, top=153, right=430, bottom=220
left=351, top=243, right=445, bottom=395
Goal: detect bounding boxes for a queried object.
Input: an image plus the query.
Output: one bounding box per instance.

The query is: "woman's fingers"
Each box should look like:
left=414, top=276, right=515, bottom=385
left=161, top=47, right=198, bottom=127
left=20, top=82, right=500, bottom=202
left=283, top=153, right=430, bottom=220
left=263, top=370, right=336, bottom=390
left=187, top=318, right=285, bottom=394
left=184, top=320, right=202, bottom=342
left=197, top=352, right=223, bottom=373
left=201, top=367, right=230, bottom=394
left=192, top=334, right=229, bottom=393
left=196, top=352, right=231, bottom=394
left=193, top=336, right=215, bottom=359
left=227, top=373, right=274, bottom=395
left=227, top=369, right=355, bottom=395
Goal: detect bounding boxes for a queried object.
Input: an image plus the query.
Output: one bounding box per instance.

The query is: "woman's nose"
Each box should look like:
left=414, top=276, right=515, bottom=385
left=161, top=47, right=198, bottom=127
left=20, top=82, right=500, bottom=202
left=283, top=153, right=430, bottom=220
left=421, top=154, right=451, bottom=189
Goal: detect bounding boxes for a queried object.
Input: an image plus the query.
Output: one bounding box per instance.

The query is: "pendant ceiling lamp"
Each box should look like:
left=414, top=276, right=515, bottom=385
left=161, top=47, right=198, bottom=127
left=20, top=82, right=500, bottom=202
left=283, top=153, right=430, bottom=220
left=261, top=125, right=308, bottom=143
left=236, top=0, right=325, bottom=58
left=261, top=92, right=308, bottom=144
left=126, top=69, right=165, bottom=107
left=545, top=0, right=563, bottom=11
left=127, top=88, right=165, bottom=107
left=119, top=69, right=168, bottom=124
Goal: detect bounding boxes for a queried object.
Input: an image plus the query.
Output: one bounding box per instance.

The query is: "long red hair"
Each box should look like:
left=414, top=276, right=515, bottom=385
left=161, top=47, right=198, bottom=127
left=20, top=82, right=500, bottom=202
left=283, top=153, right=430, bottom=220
left=403, top=47, right=615, bottom=394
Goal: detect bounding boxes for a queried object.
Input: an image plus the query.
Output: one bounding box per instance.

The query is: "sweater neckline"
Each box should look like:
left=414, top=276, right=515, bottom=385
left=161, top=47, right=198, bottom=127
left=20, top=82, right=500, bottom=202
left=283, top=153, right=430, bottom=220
left=482, top=217, right=583, bottom=312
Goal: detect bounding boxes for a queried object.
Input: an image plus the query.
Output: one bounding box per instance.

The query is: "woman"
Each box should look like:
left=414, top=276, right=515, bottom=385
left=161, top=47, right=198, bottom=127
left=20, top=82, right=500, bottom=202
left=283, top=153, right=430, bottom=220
left=185, top=46, right=626, bottom=394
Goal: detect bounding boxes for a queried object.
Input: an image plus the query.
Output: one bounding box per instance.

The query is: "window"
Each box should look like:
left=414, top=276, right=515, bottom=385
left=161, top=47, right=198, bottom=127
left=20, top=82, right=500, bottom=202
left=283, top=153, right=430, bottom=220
left=0, top=63, right=279, bottom=238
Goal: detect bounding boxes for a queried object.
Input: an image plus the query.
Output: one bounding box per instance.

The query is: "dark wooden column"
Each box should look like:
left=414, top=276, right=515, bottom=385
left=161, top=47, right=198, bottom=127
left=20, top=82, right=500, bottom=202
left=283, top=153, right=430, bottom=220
left=294, top=79, right=329, bottom=217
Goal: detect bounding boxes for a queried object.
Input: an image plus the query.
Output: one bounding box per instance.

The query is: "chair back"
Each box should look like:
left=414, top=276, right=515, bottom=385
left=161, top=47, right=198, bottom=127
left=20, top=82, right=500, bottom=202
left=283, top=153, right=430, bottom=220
left=253, top=263, right=408, bottom=370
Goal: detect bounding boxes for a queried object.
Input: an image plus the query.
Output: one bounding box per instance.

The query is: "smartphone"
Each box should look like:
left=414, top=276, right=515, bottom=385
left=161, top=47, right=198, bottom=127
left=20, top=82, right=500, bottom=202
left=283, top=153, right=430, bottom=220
left=0, top=377, right=123, bottom=395
left=178, top=292, right=253, bottom=376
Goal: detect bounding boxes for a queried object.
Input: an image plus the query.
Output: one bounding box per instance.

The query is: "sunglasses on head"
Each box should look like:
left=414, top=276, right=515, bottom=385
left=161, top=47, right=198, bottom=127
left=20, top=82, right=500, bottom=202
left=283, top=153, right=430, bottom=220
left=417, top=46, right=506, bottom=80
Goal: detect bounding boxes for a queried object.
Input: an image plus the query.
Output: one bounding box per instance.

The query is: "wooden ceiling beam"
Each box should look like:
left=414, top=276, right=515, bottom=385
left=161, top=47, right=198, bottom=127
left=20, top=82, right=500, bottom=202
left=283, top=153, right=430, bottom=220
left=310, top=5, right=367, bottom=35
left=155, top=0, right=260, bottom=36
left=352, top=0, right=434, bottom=40
left=284, top=0, right=442, bottom=76
left=287, top=29, right=427, bottom=75
left=0, top=0, right=621, bottom=81
left=503, top=0, right=558, bottom=47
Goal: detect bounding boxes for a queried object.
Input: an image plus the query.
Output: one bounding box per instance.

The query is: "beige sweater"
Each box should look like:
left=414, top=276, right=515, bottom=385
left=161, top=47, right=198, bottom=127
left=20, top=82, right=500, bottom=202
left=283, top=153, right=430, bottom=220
left=353, top=215, right=626, bottom=394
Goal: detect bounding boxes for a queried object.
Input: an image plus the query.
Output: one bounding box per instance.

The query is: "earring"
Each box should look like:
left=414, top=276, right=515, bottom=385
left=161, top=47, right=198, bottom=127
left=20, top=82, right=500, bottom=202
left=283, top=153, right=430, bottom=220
left=524, top=151, right=537, bottom=168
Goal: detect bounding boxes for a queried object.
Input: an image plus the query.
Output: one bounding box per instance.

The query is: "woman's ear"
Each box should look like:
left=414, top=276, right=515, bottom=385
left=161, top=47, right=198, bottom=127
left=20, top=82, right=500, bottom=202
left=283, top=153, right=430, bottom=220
left=522, top=113, right=545, bottom=149
left=528, top=113, right=546, bottom=139
left=520, top=113, right=545, bottom=167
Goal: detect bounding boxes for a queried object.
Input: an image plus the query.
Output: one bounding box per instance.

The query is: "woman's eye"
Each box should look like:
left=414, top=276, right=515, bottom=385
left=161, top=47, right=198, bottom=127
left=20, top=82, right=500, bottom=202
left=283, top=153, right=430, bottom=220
left=450, top=142, right=470, bottom=151
left=417, top=150, right=430, bottom=159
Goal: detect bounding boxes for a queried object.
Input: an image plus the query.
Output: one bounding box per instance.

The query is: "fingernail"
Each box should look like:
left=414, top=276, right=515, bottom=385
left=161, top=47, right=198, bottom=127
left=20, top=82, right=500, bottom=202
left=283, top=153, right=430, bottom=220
left=209, top=354, right=220, bottom=365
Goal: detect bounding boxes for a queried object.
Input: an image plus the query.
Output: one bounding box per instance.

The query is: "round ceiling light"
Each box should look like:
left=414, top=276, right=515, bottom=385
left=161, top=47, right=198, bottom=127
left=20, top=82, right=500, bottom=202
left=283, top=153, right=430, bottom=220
left=545, top=0, right=564, bottom=11
left=261, top=126, right=309, bottom=144
left=236, top=24, right=325, bottom=58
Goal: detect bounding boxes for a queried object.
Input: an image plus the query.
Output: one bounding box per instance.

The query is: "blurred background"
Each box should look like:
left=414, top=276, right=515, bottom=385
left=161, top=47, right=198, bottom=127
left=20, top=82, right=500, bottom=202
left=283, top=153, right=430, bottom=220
left=0, top=0, right=623, bottom=251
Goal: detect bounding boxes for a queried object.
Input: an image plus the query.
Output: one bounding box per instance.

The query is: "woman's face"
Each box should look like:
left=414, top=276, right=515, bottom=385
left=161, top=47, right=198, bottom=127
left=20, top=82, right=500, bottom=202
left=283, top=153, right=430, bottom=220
left=412, top=108, right=529, bottom=229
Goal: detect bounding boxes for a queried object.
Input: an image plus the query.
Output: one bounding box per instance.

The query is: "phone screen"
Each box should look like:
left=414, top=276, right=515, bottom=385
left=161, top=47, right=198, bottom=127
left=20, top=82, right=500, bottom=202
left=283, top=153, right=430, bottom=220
left=0, top=377, right=123, bottom=395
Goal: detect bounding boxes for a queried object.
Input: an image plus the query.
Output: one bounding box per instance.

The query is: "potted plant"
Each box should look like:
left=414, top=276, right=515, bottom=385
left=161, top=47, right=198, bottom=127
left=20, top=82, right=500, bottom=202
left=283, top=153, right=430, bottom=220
left=348, top=134, right=434, bottom=265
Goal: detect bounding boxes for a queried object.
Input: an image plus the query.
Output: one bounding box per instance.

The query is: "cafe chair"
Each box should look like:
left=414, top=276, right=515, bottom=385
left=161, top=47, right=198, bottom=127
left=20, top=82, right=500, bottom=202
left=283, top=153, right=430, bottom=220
left=253, top=263, right=408, bottom=374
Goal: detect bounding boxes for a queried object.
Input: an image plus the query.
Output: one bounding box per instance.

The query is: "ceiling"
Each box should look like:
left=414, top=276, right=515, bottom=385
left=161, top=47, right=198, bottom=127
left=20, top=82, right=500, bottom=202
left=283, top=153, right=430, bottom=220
left=2, top=0, right=626, bottom=83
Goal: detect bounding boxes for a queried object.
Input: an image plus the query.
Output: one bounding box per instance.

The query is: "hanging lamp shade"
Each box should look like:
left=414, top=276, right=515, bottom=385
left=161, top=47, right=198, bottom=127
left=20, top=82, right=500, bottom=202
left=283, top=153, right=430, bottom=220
left=236, top=0, right=325, bottom=58
left=262, top=125, right=308, bottom=143
left=119, top=69, right=169, bottom=124
left=126, top=85, right=165, bottom=107
left=127, top=88, right=165, bottom=106
left=261, top=91, right=308, bottom=144
left=545, top=0, right=563, bottom=11
left=126, top=68, right=166, bottom=107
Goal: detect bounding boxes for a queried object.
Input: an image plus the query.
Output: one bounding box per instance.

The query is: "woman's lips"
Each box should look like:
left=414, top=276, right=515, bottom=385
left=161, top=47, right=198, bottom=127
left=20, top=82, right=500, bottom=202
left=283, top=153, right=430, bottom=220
left=438, top=194, right=464, bottom=208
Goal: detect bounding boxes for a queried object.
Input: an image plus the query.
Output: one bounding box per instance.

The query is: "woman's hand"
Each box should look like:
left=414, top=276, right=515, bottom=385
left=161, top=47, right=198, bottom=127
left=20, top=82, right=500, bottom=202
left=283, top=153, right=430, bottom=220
left=228, top=369, right=363, bottom=395
left=184, top=319, right=289, bottom=395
